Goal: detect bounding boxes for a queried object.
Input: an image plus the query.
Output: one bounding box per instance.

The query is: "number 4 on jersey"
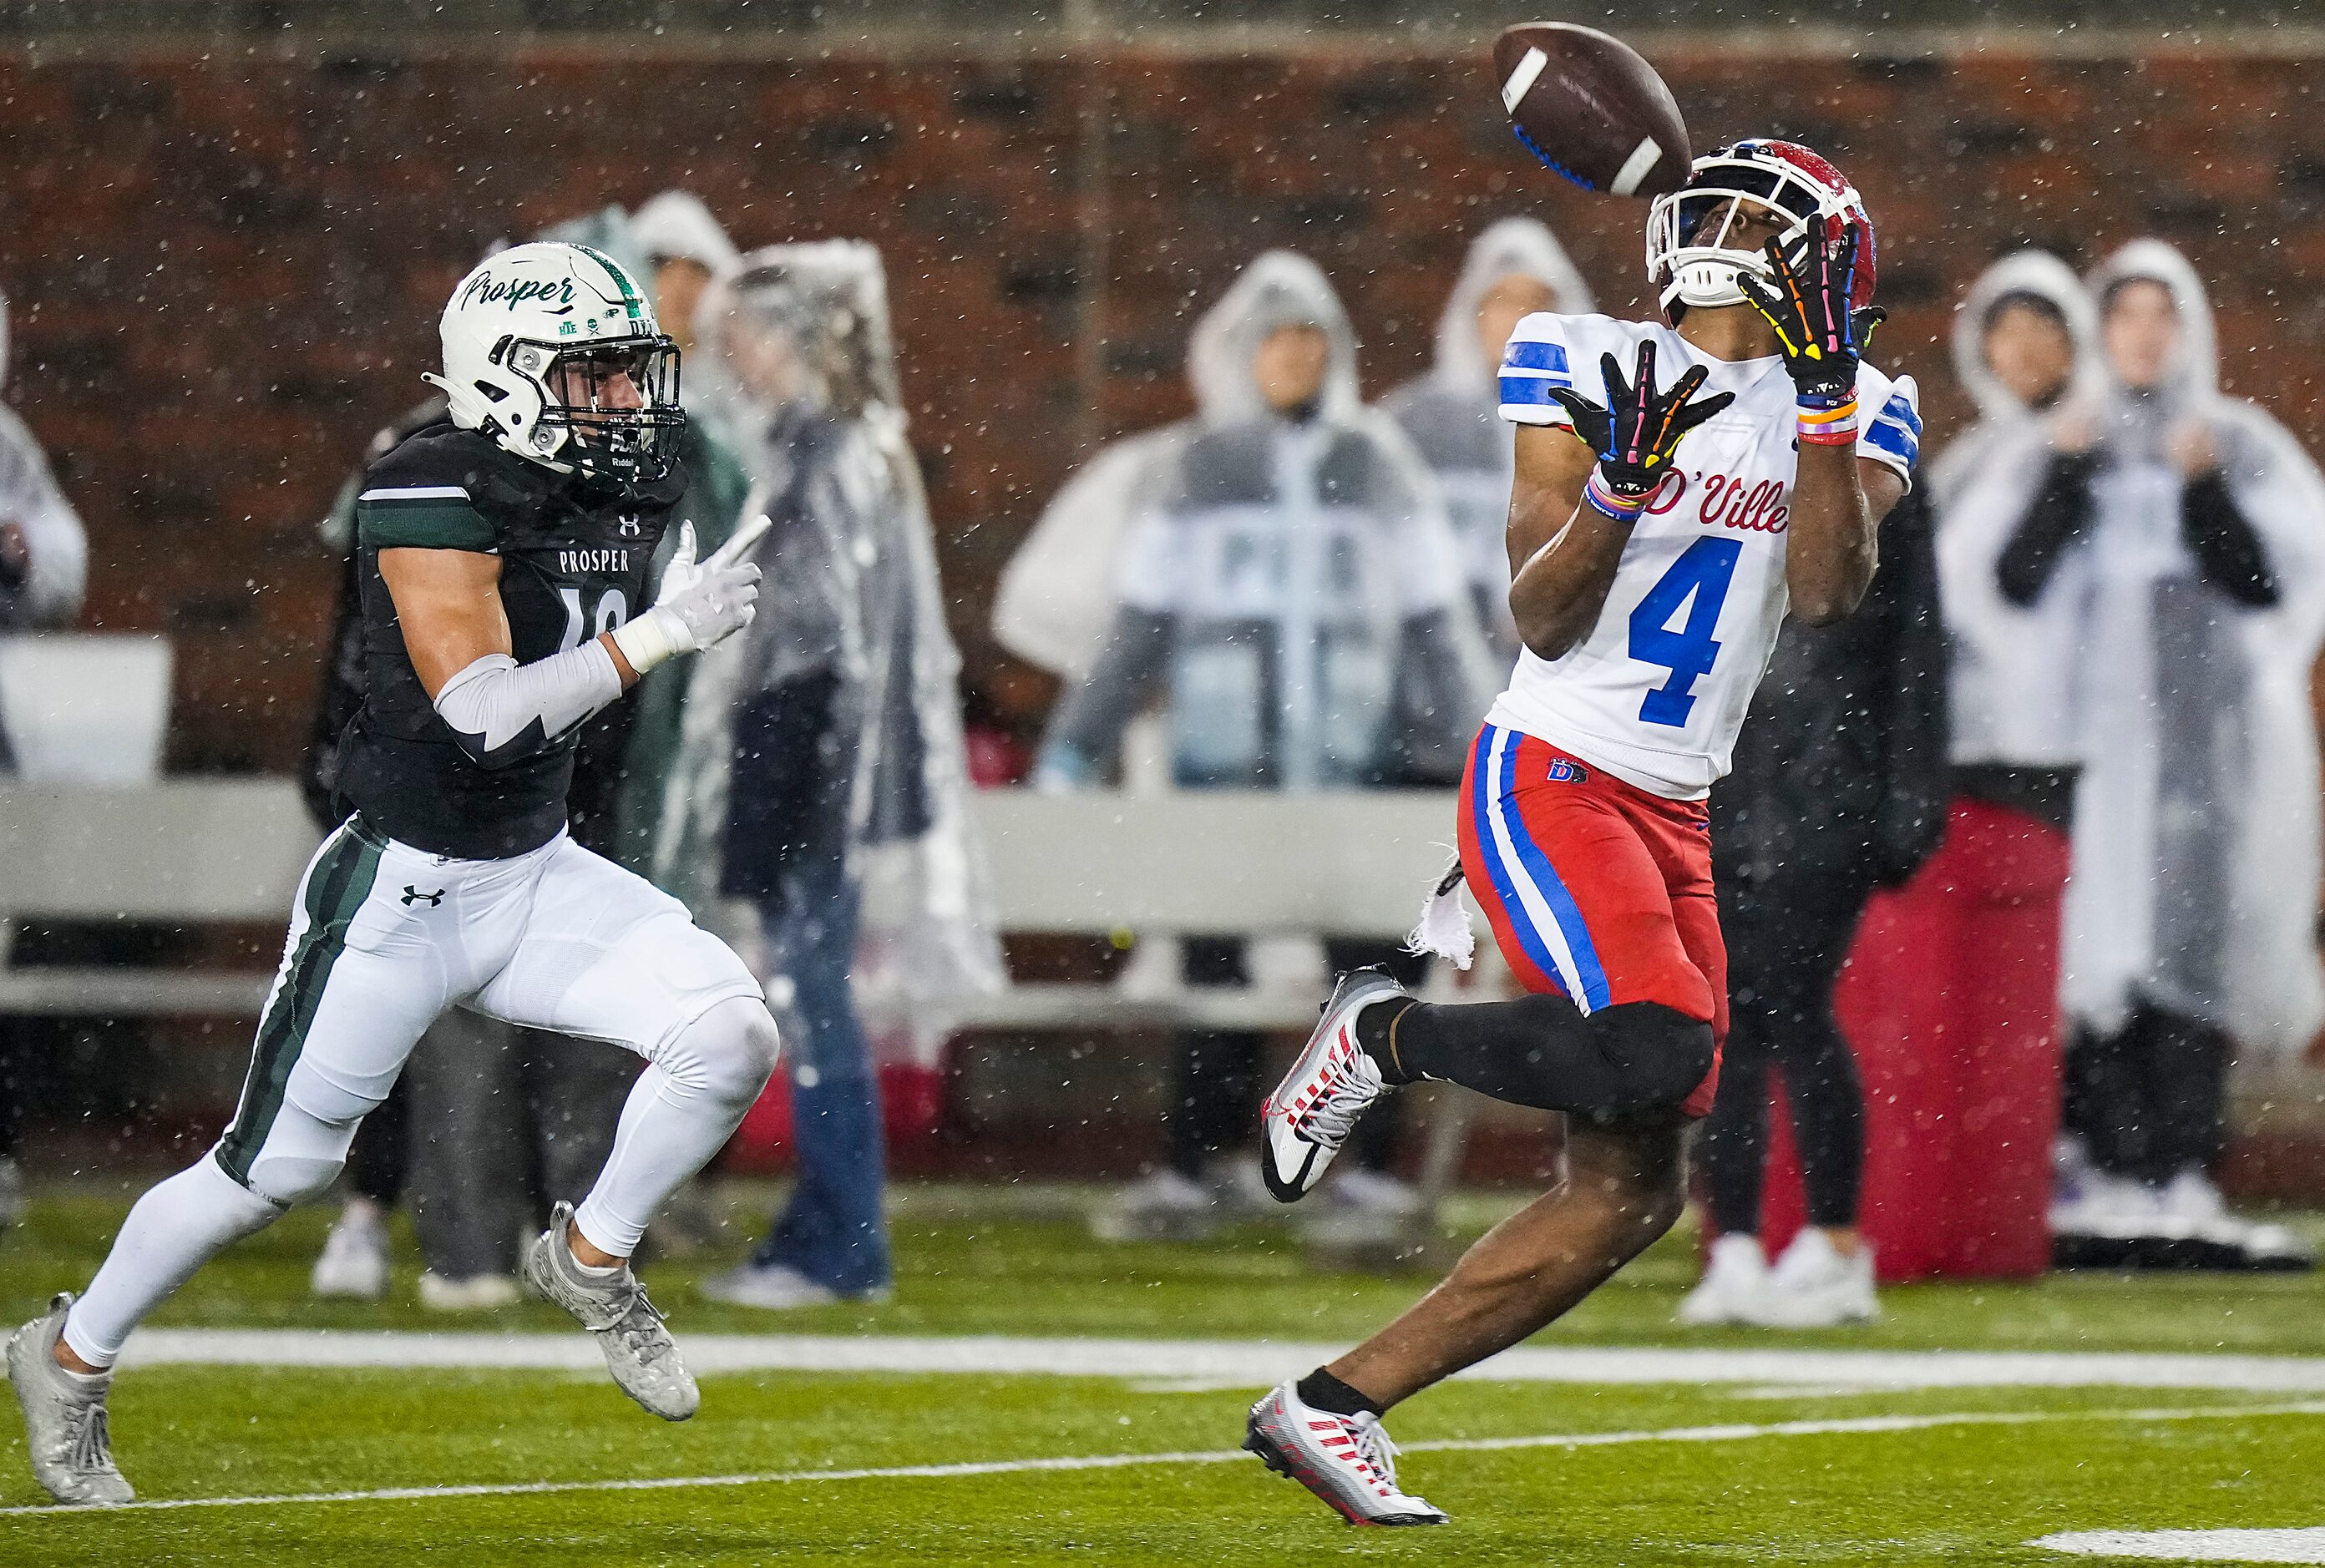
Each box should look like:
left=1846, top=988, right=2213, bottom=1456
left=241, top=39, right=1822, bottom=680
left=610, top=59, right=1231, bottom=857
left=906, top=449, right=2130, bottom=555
left=1628, top=537, right=1742, bottom=728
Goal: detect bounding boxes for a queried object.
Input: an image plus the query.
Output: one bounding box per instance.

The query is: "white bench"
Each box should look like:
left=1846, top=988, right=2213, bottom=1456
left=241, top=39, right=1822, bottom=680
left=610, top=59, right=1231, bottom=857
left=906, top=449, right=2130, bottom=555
left=0, top=782, right=1481, bottom=1028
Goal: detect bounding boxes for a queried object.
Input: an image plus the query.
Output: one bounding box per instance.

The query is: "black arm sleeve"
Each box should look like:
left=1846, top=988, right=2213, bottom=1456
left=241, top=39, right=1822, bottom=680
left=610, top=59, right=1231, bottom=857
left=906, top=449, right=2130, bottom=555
left=1873, top=487, right=1952, bottom=884
left=1996, top=451, right=2101, bottom=606
left=2181, top=471, right=2280, bottom=608
left=1040, top=608, right=1175, bottom=772
left=298, top=555, right=368, bottom=831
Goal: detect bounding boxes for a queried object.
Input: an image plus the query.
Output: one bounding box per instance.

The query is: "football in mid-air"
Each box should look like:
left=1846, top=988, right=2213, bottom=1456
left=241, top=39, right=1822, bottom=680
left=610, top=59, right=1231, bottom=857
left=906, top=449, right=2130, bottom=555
left=1493, top=23, right=1692, bottom=197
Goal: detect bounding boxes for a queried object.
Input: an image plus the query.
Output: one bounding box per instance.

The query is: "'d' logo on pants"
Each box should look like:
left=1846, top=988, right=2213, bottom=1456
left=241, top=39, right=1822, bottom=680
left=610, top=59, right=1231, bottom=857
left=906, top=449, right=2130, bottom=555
left=1545, top=759, right=1590, bottom=783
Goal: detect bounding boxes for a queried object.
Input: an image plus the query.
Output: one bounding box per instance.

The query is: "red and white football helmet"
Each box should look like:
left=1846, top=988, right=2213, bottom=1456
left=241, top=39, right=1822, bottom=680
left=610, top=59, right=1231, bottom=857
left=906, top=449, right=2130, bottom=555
left=1645, top=139, right=1876, bottom=321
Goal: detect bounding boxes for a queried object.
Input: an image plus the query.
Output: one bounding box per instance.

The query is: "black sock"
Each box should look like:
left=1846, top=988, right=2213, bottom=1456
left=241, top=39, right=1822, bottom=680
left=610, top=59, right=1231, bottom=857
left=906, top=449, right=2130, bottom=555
left=1353, top=998, right=1420, bottom=1082
left=1296, top=1368, right=1381, bottom=1419
left=1370, top=994, right=1715, bottom=1115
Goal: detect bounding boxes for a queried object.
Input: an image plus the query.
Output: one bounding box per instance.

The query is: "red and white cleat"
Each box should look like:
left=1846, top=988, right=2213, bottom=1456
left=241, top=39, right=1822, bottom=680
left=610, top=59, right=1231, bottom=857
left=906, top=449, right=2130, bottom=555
left=1244, top=1378, right=1446, bottom=1526
left=1259, top=970, right=1406, bottom=1203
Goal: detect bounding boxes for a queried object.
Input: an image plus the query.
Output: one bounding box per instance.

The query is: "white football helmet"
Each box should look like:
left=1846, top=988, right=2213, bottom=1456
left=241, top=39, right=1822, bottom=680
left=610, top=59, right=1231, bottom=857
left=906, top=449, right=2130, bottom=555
left=424, top=240, right=686, bottom=485
left=1644, top=140, right=1872, bottom=320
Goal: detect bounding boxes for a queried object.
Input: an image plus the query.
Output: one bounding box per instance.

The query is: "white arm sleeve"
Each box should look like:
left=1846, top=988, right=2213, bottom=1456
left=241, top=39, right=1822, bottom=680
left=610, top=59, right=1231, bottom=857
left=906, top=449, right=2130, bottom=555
left=431, top=642, right=623, bottom=770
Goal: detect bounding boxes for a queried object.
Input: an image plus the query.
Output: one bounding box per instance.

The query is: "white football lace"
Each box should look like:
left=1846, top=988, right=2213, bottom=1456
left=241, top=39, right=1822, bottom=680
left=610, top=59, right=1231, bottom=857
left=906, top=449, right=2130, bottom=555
left=1298, top=1042, right=1380, bottom=1148
left=1350, top=1415, right=1401, bottom=1488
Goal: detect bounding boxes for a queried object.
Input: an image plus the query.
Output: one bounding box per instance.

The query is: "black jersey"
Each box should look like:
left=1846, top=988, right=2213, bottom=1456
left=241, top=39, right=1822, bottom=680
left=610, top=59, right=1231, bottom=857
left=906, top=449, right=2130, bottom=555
left=335, top=422, right=684, bottom=859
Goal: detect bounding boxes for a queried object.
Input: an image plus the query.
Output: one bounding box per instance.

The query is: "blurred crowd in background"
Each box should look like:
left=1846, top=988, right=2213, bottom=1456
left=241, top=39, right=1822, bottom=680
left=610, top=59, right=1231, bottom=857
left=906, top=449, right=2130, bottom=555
left=3, top=171, right=2322, bottom=1329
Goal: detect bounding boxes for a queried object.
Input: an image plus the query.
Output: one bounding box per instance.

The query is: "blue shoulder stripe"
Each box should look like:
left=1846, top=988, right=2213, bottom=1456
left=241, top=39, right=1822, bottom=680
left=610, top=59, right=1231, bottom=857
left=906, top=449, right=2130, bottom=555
left=1863, top=417, right=1917, bottom=468
left=1880, top=391, right=1923, bottom=438
left=1502, top=339, right=1571, bottom=374
left=1499, top=374, right=1571, bottom=407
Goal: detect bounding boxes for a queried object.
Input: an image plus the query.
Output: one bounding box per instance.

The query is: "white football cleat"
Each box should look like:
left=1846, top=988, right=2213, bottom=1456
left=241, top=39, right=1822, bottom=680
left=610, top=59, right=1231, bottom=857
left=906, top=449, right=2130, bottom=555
left=700, top=1261, right=891, bottom=1309
left=1677, top=1232, right=1770, bottom=1326
left=1244, top=1379, right=1446, bottom=1526
left=524, top=1202, right=699, bottom=1421
left=418, top=1271, right=522, bottom=1312
left=7, top=1294, right=133, bottom=1505
left=1091, top=1168, right=1220, bottom=1243
left=1324, top=1168, right=1426, bottom=1220
left=311, top=1201, right=391, bottom=1300
left=1751, top=1228, right=1878, bottom=1328
left=1261, top=971, right=1406, bottom=1203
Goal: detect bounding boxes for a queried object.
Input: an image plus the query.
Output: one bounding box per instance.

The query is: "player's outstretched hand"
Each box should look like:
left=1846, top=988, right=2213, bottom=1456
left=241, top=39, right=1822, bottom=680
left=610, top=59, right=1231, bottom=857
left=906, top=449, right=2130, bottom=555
left=1549, top=339, right=1734, bottom=516
left=1736, top=214, right=1865, bottom=406
left=609, top=513, right=771, bottom=675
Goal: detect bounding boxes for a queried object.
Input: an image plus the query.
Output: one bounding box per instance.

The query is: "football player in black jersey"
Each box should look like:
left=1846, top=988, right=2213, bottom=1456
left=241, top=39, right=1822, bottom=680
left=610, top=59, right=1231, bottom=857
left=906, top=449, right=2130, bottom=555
left=8, top=242, right=782, bottom=1506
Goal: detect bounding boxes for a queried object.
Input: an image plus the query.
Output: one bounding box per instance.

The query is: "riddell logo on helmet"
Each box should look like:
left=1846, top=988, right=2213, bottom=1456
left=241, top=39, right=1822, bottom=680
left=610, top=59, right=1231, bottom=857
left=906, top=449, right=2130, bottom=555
left=458, top=272, right=579, bottom=312
left=1644, top=469, right=1791, bottom=534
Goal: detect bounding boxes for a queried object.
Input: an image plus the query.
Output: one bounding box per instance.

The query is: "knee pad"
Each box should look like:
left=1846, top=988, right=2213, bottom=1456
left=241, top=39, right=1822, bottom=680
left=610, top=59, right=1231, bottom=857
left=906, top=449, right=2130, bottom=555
left=1587, top=1002, right=1716, bottom=1111
left=666, top=996, right=782, bottom=1105
left=246, top=1152, right=346, bottom=1207
left=241, top=1079, right=368, bottom=1206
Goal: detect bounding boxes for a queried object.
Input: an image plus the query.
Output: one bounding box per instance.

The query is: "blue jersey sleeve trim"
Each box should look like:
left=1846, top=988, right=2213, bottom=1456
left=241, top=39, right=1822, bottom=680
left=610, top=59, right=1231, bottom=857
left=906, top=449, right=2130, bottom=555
left=1498, top=374, right=1572, bottom=407
left=1503, top=338, right=1572, bottom=375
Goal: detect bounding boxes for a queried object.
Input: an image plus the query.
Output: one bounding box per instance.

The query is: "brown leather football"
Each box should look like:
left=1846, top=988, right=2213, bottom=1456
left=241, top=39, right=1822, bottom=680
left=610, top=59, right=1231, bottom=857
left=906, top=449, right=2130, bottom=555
left=1493, top=23, right=1692, bottom=198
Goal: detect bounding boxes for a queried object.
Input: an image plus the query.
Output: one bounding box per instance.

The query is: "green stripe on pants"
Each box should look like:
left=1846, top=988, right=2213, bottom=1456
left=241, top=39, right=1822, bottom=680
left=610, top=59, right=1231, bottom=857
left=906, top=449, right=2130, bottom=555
left=216, top=827, right=384, bottom=1187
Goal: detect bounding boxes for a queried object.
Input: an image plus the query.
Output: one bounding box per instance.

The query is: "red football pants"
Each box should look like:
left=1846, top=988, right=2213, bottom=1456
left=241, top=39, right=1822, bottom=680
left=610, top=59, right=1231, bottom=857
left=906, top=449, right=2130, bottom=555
left=1457, top=724, right=1725, bottom=1119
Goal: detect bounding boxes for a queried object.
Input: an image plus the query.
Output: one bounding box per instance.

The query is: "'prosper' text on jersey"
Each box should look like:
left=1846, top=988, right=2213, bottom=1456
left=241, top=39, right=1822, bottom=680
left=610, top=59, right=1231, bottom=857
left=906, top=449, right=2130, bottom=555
left=1491, top=311, right=1921, bottom=799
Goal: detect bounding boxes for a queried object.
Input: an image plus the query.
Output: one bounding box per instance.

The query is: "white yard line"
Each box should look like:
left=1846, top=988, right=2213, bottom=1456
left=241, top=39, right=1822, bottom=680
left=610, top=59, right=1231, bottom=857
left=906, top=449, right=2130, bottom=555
left=4, top=1400, right=2320, bottom=1520
left=110, top=1329, right=2325, bottom=1394
left=2038, top=1528, right=2325, bottom=1562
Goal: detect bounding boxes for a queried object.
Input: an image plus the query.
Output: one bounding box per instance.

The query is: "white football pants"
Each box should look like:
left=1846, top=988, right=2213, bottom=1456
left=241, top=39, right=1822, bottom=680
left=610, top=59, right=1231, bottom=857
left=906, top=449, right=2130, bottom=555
left=63, top=817, right=778, bottom=1367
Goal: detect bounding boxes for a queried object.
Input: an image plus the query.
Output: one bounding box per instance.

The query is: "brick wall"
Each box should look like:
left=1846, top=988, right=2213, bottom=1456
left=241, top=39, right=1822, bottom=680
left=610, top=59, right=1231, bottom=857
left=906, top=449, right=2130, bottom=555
left=5, top=40, right=2323, bottom=767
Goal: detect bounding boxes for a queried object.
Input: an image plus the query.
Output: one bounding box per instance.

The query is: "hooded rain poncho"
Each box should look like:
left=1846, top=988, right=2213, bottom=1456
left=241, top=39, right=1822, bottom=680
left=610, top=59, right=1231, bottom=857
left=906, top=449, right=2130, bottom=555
left=1376, top=219, right=1593, bottom=653
left=657, top=242, right=1003, bottom=1055
left=1933, top=250, right=2101, bottom=772
left=1038, top=251, right=1497, bottom=790
left=2060, top=240, right=2325, bottom=1056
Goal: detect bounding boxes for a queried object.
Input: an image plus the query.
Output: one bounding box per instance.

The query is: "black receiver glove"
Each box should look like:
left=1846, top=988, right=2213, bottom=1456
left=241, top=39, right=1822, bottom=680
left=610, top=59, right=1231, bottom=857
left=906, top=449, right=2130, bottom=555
left=1548, top=339, right=1734, bottom=513
left=1736, top=213, right=1869, bottom=409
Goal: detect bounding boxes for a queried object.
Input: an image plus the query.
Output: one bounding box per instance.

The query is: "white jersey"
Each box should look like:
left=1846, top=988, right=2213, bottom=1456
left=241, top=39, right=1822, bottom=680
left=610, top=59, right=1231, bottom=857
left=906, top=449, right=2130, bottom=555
left=1490, top=311, right=1921, bottom=798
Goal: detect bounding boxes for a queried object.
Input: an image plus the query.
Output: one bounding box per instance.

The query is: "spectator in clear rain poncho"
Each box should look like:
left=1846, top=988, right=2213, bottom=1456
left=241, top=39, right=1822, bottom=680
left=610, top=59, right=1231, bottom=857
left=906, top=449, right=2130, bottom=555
left=1031, top=251, right=1497, bottom=1243
left=2023, top=240, right=2325, bottom=1262
left=1867, top=252, right=2098, bottom=1277
left=660, top=242, right=1001, bottom=1308
left=0, top=285, right=89, bottom=1234
left=1376, top=217, right=1593, bottom=662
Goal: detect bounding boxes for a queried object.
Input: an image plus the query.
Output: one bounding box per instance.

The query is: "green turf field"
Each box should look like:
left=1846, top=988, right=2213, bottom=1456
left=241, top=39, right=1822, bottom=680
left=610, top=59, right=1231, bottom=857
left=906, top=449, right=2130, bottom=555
left=3, top=1184, right=2323, bottom=1565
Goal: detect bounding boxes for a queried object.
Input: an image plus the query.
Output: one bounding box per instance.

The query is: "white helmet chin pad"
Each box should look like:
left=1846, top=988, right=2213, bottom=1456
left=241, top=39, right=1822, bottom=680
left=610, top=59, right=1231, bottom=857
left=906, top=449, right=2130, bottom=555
left=1665, top=248, right=1775, bottom=311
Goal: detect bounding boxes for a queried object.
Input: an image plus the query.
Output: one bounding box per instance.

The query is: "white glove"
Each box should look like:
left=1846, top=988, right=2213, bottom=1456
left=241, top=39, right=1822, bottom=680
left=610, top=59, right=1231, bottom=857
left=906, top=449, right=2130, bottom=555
left=610, top=514, right=772, bottom=675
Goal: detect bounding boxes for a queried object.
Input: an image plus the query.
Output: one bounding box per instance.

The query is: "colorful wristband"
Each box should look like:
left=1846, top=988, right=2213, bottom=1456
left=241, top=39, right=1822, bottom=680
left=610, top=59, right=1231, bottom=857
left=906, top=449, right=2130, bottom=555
left=1583, top=466, right=1651, bottom=519
left=1797, top=394, right=1860, bottom=448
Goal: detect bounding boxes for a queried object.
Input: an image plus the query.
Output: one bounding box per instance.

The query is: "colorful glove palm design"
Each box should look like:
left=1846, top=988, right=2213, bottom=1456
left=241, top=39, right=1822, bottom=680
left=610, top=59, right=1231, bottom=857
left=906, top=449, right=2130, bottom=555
left=1735, top=213, right=1882, bottom=447
left=1549, top=339, right=1735, bottom=519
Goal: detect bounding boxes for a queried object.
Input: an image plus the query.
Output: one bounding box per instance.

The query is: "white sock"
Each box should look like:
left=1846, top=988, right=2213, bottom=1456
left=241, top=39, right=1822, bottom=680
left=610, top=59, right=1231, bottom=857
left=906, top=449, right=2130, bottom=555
left=64, top=1155, right=283, bottom=1368
left=573, top=997, right=778, bottom=1261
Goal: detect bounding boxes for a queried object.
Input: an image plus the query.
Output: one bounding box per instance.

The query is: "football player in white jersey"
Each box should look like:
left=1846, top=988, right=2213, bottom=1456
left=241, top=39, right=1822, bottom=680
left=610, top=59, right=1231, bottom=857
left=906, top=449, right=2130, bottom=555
left=1244, top=140, right=1922, bottom=1525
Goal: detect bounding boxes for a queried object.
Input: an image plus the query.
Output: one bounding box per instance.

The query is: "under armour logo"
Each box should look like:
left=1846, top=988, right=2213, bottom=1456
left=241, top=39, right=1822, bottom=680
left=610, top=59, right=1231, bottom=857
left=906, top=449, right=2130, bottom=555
left=617, top=515, right=642, bottom=538
left=401, top=885, right=446, bottom=908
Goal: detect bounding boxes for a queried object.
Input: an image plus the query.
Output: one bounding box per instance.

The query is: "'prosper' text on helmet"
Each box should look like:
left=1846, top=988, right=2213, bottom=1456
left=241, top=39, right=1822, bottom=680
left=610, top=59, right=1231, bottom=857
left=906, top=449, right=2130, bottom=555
left=424, top=240, right=687, bottom=488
